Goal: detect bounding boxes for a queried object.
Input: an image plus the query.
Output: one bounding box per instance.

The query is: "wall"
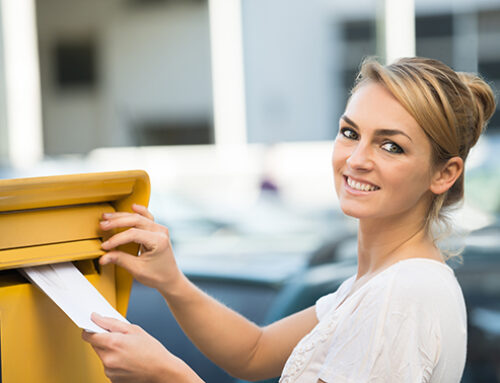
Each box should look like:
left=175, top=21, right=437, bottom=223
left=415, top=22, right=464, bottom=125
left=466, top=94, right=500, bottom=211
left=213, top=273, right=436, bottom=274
left=36, top=0, right=213, bottom=155
left=242, top=0, right=337, bottom=143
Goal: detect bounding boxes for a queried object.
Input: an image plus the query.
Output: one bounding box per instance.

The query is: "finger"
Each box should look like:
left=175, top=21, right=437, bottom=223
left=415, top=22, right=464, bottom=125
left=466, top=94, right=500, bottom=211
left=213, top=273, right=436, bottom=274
left=100, top=250, right=141, bottom=270
left=101, top=207, right=153, bottom=221
left=81, top=329, right=93, bottom=343
left=100, top=215, right=156, bottom=232
left=132, top=204, right=154, bottom=221
left=91, top=313, right=131, bottom=334
left=82, top=330, right=110, bottom=349
left=102, top=212, right=136, bottom=220
left=101, top=228, right=165, bottom=251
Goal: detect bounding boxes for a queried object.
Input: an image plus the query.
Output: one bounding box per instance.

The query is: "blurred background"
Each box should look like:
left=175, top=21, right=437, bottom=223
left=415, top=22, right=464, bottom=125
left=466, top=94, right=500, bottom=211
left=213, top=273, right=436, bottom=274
left=0, top=0, right=499, bottom=381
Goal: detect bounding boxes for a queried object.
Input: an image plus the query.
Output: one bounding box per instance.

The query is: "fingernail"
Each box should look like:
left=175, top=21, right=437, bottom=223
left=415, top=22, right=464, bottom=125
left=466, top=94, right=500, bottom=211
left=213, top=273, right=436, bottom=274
left=103, top=213, right=112, bottom=219
left=101, top=241, right=109, bottom=248
left=101, top=220, right=109, bottom=227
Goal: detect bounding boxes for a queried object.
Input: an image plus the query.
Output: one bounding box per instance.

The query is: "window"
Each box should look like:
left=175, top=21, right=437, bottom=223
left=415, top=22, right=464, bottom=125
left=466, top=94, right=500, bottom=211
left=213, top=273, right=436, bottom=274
left=339, top=19, right=377, bottom=105
left=54, top=40, right=97, bottom=89
left=415, top=13, right=453, bottom=67
left=133, top=120, right=213, bottom=146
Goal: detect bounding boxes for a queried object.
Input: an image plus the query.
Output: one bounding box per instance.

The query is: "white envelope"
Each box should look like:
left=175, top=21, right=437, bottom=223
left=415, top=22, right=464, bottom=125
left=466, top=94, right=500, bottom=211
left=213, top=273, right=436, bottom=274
left=22, top=262, right=129, bottom=333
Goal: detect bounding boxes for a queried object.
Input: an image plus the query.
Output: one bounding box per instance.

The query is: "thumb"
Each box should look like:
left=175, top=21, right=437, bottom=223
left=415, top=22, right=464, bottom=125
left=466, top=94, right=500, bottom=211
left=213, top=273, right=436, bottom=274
left=100, top=250, right=138, bottom=271
left=91, top=312, right=130, bottom=333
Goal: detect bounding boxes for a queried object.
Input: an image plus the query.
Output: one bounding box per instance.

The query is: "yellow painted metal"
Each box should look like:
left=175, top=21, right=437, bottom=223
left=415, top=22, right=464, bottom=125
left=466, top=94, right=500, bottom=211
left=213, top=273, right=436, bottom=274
left=0, top=239, right=104, bottom=270
left=0, top=204, right=114, bottom=251
left=0, top=170, right=150, bottom=382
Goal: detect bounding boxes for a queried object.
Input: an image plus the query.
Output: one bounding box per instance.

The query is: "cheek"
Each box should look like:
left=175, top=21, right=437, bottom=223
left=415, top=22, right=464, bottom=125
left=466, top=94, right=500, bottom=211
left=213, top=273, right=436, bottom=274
left=332, top=140, right=349, bottom=193
left=332, top=139, right=346, bottom=173
left=385, top=162, right=432, bottom=201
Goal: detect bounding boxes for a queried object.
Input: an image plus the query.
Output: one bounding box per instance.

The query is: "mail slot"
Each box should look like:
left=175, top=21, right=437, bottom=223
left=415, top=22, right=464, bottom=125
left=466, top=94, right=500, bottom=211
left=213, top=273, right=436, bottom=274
left=0, top=170, right=150, bottom=382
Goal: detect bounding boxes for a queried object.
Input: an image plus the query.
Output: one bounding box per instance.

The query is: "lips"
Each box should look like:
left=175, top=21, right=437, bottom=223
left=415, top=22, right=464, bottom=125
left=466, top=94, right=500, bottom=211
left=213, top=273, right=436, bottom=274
left=344, top=175, right=380, bottom=192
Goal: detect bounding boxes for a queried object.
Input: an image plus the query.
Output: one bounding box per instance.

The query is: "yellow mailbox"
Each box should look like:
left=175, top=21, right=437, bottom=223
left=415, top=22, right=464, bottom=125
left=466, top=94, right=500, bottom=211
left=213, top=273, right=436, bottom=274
left=0, top=170, right=150, bottom=382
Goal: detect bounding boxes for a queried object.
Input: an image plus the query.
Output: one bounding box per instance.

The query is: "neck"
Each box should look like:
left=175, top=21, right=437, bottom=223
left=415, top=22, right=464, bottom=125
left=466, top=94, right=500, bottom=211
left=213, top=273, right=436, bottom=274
left=356, top=200, right=439, bottom=278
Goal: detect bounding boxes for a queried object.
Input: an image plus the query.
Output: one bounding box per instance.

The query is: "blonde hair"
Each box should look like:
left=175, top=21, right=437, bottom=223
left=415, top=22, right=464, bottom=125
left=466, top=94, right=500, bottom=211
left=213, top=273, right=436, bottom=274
left=352, top=57, right=496, bottom=256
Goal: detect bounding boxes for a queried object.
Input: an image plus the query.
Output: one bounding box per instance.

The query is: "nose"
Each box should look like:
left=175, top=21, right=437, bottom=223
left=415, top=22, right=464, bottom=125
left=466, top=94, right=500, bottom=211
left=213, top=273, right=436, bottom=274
left=346, top=142, right=374, bottom=171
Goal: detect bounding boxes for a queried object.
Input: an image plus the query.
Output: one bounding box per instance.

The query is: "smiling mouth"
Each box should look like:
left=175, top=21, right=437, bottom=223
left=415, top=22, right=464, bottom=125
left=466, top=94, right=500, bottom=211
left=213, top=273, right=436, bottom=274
left=344, top=176, right=380, bottom=192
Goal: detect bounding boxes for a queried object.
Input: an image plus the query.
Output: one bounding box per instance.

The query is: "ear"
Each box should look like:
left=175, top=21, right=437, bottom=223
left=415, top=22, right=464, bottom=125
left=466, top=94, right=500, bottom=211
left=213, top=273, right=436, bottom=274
left=429, top=157, right=464, bottom=195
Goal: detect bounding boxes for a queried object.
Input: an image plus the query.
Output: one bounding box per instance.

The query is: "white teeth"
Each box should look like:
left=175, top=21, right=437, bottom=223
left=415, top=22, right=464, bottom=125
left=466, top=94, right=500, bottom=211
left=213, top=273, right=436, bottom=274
left=347, top=177, right=378, bottom=192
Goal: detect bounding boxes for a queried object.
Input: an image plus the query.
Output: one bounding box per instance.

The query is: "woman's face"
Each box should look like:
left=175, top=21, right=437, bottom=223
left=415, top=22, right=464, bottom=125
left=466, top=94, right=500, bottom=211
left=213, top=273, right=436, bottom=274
left=332, top=82, right=435, bottom=221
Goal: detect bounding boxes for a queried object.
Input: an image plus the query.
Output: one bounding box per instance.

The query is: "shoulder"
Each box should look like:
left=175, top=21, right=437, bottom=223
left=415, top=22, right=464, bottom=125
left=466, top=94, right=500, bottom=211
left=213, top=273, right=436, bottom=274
left=379, top=258, right=465, bottom=326
left=391, top=259, right=460, bottom=299
left=315, top=275, right=356, bottom=320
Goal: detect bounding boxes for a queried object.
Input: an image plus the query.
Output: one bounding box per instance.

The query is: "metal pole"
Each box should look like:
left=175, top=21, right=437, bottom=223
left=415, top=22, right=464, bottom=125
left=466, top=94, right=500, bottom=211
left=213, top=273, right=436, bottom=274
left=382, top=0, right=416, bottom=64
left=208, top=0, right=247, bottom=147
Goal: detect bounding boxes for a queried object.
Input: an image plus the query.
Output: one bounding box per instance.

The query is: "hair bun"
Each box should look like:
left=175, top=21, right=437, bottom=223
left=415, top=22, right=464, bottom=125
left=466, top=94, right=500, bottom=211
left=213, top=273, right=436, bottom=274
left=458, top=72, right=497, bottom=144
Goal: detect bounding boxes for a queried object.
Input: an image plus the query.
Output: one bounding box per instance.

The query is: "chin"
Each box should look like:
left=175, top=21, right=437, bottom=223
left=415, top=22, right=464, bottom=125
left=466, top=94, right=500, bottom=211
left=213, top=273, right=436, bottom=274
left=339, top=204, right=372, bottom=219
left=338, top=197, right=390, bottom=219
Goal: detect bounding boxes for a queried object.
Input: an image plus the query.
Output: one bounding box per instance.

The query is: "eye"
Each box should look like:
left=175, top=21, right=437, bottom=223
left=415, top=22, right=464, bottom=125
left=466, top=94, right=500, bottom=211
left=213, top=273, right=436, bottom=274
left=340, top=127, right=359, bottom=140
left=381, top=141, right=404, bottom=154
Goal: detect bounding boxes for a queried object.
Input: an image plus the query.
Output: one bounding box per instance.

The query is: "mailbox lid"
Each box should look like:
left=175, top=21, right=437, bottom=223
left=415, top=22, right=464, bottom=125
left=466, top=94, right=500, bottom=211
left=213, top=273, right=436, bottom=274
left=0, top=170, right=148, bottom=213
left=0, top=203, right=114, bottom=254
left=0, top=170, right=151, bottom=315
left=0, top=239, right=104, bottom=271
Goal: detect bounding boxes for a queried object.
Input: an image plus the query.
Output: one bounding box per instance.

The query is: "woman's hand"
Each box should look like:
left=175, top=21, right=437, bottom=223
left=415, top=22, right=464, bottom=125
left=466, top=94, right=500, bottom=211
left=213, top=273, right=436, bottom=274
left=99, top=204, right=181, bottom=292
left=82, top=313, right=204, bottom=383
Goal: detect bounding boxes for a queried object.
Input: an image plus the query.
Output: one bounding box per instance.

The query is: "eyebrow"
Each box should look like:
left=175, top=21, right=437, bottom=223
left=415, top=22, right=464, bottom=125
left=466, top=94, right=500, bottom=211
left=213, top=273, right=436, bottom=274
left=340, top=114, right=413, bottom=142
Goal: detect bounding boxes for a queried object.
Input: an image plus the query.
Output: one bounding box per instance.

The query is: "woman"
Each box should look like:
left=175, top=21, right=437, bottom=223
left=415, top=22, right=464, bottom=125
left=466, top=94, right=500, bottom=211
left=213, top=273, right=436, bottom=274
left=83, top=57, right=496, bottom=382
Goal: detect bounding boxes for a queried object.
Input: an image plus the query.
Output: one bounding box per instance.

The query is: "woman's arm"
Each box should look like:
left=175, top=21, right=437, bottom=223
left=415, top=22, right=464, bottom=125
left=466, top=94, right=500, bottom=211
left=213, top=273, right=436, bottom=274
left=97, top=204, right=318, bottom=380
left=164, top=275, right=317, bottom=380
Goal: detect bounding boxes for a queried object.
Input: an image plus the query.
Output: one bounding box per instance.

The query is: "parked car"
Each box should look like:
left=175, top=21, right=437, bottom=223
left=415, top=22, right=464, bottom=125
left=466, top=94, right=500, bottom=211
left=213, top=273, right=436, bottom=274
left=456, top=222, right=500, bottom=382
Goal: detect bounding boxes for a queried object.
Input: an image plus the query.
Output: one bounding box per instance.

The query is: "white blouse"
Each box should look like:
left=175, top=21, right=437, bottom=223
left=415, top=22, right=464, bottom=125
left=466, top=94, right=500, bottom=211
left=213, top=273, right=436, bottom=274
left=279, top=258, right=467, bottom=383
